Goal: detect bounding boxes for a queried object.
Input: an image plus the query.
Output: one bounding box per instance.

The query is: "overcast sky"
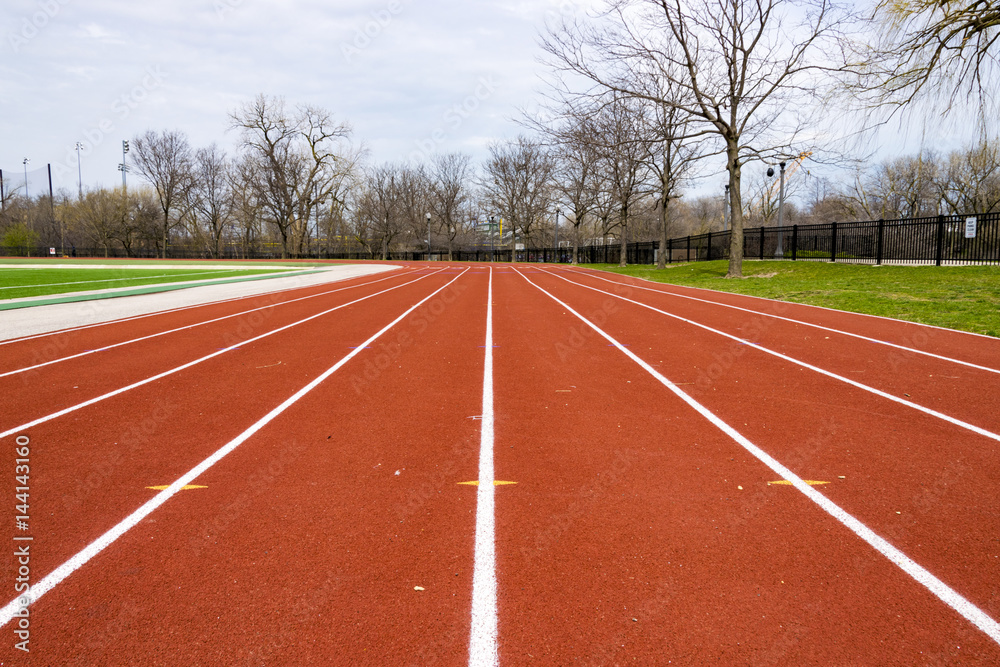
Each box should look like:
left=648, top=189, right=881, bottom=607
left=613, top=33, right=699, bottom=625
left=0, top=0, right=984, bottom=200
left=2, top=0, right=601, bottom=193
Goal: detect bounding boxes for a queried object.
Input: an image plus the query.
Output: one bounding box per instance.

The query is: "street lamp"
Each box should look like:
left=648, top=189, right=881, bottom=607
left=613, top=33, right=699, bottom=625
left=724, top=184, right=730, bottom=231
left=488, top=215, right=495, bottom=262
left=75, top=142, right=84, bottom=200
left=554, top=207, right=560, bottom=263
left=426, top=211, right=432, bottom=261
left=767, top=162, right=786, bottom=258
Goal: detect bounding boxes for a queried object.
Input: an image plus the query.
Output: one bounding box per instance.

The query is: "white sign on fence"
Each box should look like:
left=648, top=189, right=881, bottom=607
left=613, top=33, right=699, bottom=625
left=965, top=216, right=977, bottom=239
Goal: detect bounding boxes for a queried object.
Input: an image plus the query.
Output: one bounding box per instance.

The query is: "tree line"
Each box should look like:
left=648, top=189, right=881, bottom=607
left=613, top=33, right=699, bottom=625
left=1, top=1, right=996, bottom=270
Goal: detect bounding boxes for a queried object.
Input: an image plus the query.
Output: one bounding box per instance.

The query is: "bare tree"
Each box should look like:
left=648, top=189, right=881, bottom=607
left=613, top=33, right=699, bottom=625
left=587, top=95, right=652, bottom=267
left=858, top=1, right=1000, bottom=115
left=130, top=129, right=194, bottom=258
left=936, top=139, right=1000, bottom=214
left=429, top=153, right=474, bottom=261
left=188, top=144, right=234, bottom=258
left=230, top=94, right=354, bottom=258
left=551, top=123, right=600, bottom=265
left=481, top=136, right=555, bottom=258
left=541, top=0, right=855, bottom=276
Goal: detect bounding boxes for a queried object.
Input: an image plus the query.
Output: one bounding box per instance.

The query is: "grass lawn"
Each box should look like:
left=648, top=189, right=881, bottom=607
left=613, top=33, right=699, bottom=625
left=0, top=264, right=306, bottom=300
left=584, top=260, right=1000, bottom=337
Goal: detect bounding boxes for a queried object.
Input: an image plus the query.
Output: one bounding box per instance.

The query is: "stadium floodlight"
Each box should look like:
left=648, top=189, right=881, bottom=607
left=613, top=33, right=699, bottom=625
left=75, top=143, right=84, bottom=200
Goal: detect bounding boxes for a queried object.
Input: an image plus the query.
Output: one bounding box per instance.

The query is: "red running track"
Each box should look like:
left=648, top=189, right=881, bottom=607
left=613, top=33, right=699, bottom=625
left=0, top=263, right=998, bottom=665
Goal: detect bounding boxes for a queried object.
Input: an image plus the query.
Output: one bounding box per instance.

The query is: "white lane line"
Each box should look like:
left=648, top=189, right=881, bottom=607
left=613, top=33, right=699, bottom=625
left=540, top=269, right=1000, bottom=444
left=469, top=266, right=499, bottom=667
left=515, top=267, right=1000, bottom=646
left=0, top=266, right=414, bottom=347
left=561, top=267, right=1000, bottom=375
left=0, top=269, right=446, bottom=439
left=0, top=269, right=414, bottom=378
left=0, top=267, right=471, bottom=630
left=564, top=265, right=1000, bottom=341
left=0, top=268, right=288, bottom=291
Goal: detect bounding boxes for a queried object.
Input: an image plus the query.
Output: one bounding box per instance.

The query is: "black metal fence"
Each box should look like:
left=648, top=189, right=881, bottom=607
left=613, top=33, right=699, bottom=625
left=542, top=212, right=1000, bottom=266
left=4, top=212, right=998, bottom=265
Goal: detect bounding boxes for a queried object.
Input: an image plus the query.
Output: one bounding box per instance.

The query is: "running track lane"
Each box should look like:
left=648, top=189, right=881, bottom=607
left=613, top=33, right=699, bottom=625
left=563, top=265, right=1000, bottom=369
left=545, top=267, right=1000, bottom=434
left=0, top=268, right=437, bottom=428
left=500, top=266, right=1000, bottom=663
left=520, top=267, right=1000, bottom=624
left=0, top=266, right=420, bottom=377
left=0, top=269, right=455, bottom=587
left=0, top=267, right=483, bottom=665
left=2, top=263, right=999, bottom=664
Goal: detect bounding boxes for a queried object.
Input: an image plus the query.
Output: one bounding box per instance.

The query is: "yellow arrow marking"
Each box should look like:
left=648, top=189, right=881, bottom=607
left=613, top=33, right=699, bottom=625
left=767, top=480, right=829, bottom=486
left=145, top=485, right=208, bottom=491
left=457, top=481, right=518, bottom=486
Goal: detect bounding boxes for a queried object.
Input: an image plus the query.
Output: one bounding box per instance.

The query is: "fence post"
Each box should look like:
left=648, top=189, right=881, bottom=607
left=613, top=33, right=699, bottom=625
left=791, top=225, right=798, bottom=260
left=935, top=214, right=945, bottom=266
left=706, top=232, right=712, bottom=261
left=759, top=227, right=765, bottom=260
left=830, top=222, right=838, bottom=262
left=875, top=218, right=885, bottom=265
left=668, top=237, right=672, bottom=264
left=686, top=235, right=691, bottom=262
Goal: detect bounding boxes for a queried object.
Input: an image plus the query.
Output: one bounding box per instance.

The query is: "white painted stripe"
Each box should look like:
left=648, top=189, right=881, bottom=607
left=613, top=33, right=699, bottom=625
left=0, top=269, right=412, bottom=378
left=0, top=267, right=471, bottom=629
left=541, top=269, right=1000, bottom=444
left=0, top=269, right=445, bottom=439
left=515, top=267, right=1000, bottom=646
left=0, top=266, right=413, bottom=347
left=561, top=267, right=1000, bottom=375
left=469, top=266, right=499, bottom=667
left=568, top=265, right=1000, bottom=341
left=0, top=267, right=290, bottom=291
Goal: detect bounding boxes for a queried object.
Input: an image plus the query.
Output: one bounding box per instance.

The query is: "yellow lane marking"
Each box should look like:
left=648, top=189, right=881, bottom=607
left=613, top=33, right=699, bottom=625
left=146, top=485, right=208, bottom=491
left=767, top=480, right=829, bottom=486
left=457, top=481, right=518, bottom=486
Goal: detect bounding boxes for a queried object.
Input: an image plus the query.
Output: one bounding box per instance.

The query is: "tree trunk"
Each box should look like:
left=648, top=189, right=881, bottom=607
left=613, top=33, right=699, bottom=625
left=725, top=142, right=744, bottom=278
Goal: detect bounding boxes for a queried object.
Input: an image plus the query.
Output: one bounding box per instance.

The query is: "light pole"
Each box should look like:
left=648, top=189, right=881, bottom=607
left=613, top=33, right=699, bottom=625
left=75, top=142, right=84, bottom=200
left=767, top=162, right=786, bottom=258
left=119, top=140, right=129, bottom=189
left=489, top=215, right=495, bottom=262
left=426, top=211, right=432, bottom=261
left=554, top=207, right=560, bottom=263
left=22, top=158, right=29, bottom=199
left=723, top=184, right=730, bottom=231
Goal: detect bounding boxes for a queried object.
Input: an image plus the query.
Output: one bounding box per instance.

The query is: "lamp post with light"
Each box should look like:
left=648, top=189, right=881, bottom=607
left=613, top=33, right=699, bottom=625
left=767, top=161, right=786, bottom=258
left=425, top=212, right=432, bottom=261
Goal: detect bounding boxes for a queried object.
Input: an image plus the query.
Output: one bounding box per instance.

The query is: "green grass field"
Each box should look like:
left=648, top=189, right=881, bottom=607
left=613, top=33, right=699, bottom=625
left=585, top=260, right=1000, bottom=337
left=0, top=263, right=307, bottom=300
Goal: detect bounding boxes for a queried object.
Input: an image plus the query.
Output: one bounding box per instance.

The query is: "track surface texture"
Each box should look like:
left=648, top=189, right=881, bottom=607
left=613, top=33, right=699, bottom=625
left=1, top=263, right=998, bottom=666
